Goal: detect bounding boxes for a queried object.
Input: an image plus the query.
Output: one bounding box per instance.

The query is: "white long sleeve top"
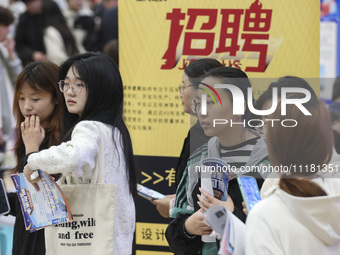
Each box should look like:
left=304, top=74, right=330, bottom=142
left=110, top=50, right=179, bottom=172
left=246, top=177, right=340, bottom=255
left=27, top=121, right=135, bottom=255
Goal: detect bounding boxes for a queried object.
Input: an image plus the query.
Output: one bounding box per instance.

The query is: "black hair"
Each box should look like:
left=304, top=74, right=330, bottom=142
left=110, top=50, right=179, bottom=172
left=202, top=66, right=254, bottom=121
left=42, top=0, right=79, bottom=57
left=274, top=76, right=317, bottom=98
left=60, top=52, right=137, bottom=195
left=184, top=59, right=223, bottom=87
left=0, top=6, right=14, bottom=26
left=103, top=39, right=118, bottom=66
left=22, top=0, right=36, bottom=4
left=332, top=77, right=340, bottom=101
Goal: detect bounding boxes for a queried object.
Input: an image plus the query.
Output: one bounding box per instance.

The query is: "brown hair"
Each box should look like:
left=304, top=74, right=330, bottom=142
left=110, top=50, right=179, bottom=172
left=267, top=96, right=333, bottom=197
left=12, top=61, right=63, bottom=173
left=0, top=6, right=14, bottom=26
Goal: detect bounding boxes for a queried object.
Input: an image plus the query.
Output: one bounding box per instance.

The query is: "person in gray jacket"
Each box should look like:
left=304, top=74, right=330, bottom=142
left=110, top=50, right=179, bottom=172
left=166, top=67, right=268, bottom=255
left=0, top=6, right=22, bottom=152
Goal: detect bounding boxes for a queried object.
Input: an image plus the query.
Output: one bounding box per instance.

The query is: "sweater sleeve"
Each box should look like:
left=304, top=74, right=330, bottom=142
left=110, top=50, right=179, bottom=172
left=245, top=202, right=284, bottom=255
left=27, top=121, right=100, bottom=180
left=165, top=213, right=203, bottom=255
left=44, top=26, right=69, bottom=65
left=166, top=166, right=203, bottom=254
left=1, top=52, right=22, bottom=83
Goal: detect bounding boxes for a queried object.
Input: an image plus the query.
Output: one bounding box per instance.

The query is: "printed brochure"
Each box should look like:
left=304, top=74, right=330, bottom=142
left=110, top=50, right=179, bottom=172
left=11, top=170, right=72, bottom=232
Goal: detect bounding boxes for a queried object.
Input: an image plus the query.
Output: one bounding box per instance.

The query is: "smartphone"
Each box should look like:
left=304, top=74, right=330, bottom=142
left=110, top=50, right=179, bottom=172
left=237, top=176, right=261, bottom=213
left=0, top=178, right=10, bottom=215
left=137, top=184, right=166, bottom=201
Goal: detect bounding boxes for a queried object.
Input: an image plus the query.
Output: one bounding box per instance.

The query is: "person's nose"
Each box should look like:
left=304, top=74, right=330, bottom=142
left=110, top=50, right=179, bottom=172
left=196, top=103, right=208, bottom=119
left=65, top=84, right=76, bottom=96
left=24, top=100, right=33, bottom=111
left=196, top=105, right=203, bottom=118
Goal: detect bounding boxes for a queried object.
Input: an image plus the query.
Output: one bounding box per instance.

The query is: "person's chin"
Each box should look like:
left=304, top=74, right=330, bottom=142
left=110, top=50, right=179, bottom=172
left=201, top=125, right=213, bottom=136
left=183, top=107, right=190, bottom=114
left=67, top=107, right=78, bottom=115
left=204, top=129, right=215, bottom=137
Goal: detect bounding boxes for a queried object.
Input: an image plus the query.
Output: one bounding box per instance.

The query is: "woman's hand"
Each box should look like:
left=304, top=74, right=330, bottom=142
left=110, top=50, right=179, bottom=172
left=151, top=194, right=176, bottom=218
left=184, top=210, right=212, bottom=236
left=23, top=165, right=40, bottom=191
left=197, top=187, right=234, bottom=213
left=21, top=116, right=45, bottom=154
left=3, top=37, right=17, bottom=60
left=242, top=202, right=248, bottom=215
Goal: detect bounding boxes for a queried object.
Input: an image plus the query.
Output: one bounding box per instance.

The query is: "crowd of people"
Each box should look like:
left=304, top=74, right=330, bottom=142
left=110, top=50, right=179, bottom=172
left=152, top=64, right=340, bottom=255
left=0, top=1, right=340, bottom=254
left=5, top=0, right=118, bottom=67
left=0, top=0, right=118, bottom=154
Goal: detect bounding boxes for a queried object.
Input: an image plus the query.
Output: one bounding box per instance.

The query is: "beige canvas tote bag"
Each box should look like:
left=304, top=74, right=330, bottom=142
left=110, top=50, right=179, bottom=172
left=45, top=129, right=117, bottom=255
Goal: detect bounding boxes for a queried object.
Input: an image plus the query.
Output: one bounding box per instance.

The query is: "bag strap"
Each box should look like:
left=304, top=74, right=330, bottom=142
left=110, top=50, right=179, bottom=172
left=90, top=123, right=105, bottom=184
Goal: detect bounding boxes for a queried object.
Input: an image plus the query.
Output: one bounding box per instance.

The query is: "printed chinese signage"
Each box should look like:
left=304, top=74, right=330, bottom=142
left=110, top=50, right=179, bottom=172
left=161, top=2, right=273, bottom=72
left=120, top=0, right=319, bottom=254
left=133, top=155, right=177, bottom=254
left=120, top=0, right=319, bottom=157
left=136, top=223, right=169, bottom=246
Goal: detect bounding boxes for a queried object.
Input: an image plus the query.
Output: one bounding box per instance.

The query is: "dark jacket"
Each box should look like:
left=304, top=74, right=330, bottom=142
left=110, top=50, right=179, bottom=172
left=15, top=12, right=45, bottom=66
left=175, top=121, right=210, bottom=188
left=95, top=7, right=118, bottom=51
left=166, top=136, right=268, bottom=255
left=7, top=138, right=51, bottom=255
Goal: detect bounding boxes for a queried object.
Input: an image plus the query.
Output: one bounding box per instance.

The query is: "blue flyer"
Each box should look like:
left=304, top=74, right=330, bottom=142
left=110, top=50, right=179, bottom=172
left=11, top=170, right=72, bottom=232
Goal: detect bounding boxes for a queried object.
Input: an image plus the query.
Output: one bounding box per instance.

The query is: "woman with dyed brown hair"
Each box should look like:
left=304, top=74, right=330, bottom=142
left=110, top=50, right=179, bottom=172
left=7, top=61, right=63, bottom=255
left=12, top=61, right=63, bottom=173
left=245, top=96, right=340, bottom=255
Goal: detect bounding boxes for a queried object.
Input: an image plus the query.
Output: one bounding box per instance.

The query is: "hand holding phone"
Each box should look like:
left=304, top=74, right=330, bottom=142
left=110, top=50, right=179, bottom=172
left=137, top=184, right=165, bottom=201
left=237, top=176, right=261, bottom=213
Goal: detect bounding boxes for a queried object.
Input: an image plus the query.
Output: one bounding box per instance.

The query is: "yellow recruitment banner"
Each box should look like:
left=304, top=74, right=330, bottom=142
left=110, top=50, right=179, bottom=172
left=120, top=0, right=319, bottom=157
left=135, top=223, right=169, bottom=246
left=120, top=1, right=319, bottom=254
